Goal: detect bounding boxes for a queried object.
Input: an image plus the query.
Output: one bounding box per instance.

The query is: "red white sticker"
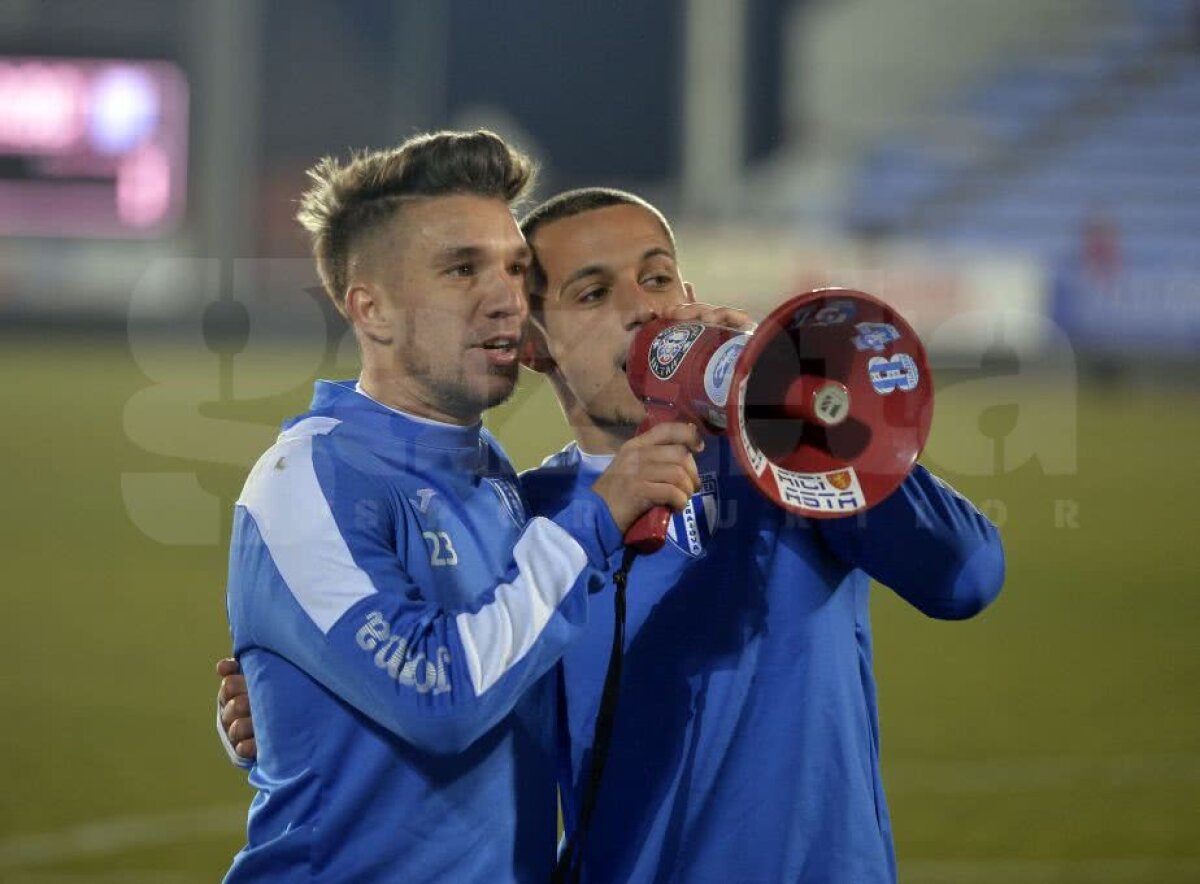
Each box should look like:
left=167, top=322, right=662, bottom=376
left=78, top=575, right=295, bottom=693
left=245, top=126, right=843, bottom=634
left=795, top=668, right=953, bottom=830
left=769, top=464, right=866, bottom=514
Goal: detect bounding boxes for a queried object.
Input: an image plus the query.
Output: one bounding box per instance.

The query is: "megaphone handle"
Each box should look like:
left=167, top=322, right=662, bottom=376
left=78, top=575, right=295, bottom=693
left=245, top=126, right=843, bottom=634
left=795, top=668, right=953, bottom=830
left=625, top=504, right=672, bottom=555
left=623, top=405, right=677, bottom=555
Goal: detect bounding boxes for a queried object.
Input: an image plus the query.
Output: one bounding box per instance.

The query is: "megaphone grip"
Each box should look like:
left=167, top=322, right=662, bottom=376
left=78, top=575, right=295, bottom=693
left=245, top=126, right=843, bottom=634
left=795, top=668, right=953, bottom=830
left=625, top=506, right=672, bottom=555
left=621, top=406, right=678, bottom=555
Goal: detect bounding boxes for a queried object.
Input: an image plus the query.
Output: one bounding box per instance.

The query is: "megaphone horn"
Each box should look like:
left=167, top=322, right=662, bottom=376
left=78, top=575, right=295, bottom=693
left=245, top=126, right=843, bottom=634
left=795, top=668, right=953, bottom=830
left=624, top=287, right=934, bottom=553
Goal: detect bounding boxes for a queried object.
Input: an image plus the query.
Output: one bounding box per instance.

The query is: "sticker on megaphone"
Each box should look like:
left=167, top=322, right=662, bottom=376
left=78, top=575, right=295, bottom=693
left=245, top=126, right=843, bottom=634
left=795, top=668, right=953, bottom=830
left=703, top=334, right=749, bottom=411
left=649, top=322, right=705, bottom=380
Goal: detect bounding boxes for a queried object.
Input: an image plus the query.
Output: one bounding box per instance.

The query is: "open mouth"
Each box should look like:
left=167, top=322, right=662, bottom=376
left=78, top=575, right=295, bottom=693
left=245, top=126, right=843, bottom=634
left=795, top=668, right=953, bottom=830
left=476, top=334, right=521, bottom=366
left=479, top=336, right=519, bottom=354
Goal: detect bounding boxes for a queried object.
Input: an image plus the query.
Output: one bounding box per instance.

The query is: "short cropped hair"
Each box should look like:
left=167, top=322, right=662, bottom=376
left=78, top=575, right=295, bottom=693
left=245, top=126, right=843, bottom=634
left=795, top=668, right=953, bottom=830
left=297, top=129, right=537, bottom=308
left=519, top=187, right=676, bottom=313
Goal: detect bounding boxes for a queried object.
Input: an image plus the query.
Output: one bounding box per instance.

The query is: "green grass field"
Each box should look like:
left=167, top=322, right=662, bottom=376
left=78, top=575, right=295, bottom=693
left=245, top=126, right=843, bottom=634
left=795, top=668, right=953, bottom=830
left=1, top=338, right=1196, bottom=883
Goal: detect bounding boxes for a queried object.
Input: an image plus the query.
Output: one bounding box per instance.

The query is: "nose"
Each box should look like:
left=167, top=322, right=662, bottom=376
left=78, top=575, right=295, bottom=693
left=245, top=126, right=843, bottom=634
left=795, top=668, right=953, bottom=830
left=617, top=281, right=661, bottom=331
left=482, top=266, right=528, bottom=322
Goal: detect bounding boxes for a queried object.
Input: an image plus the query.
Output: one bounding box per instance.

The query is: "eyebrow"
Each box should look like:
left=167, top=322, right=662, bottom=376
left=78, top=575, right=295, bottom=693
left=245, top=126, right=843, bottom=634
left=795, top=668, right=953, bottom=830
left=556, top=246, right=676, bottom=299
left=434, top=244, right=532, bottom=265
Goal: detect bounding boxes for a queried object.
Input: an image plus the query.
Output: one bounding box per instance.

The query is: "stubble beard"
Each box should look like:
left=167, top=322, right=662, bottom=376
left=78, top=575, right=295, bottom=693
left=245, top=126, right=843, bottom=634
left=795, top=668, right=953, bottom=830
left=587, top=370, right=645, bottom=435
left=402, top=342, right=517, bottom=419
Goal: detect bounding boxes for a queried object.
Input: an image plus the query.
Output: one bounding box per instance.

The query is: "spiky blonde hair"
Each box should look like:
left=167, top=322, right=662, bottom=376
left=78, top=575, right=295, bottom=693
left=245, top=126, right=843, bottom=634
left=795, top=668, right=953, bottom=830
left=297, top=129, right=536, bottom=309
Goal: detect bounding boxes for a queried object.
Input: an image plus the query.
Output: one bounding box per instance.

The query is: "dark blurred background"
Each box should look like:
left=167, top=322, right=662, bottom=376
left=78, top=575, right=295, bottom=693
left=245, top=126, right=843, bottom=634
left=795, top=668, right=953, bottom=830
left=1, top=1, right=1197, bottom=881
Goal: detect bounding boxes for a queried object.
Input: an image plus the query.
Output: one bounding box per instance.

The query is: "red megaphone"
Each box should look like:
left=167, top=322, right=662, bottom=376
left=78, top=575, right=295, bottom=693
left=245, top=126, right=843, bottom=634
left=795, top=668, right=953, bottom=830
left=624, top=287, right=934, bottom=553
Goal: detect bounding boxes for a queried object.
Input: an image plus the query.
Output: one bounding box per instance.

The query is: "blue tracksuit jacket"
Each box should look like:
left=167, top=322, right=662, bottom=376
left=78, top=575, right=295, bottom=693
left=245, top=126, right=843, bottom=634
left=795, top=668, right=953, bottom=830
left=522, top=438, right=1005, bottom=884
left=224, top=381, right=621, bottom=883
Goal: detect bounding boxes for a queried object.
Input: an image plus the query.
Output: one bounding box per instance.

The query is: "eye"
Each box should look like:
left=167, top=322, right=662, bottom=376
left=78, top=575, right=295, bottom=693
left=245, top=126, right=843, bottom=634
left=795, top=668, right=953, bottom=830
left=447, top=263, right=475, bottom=278
left=642, top=273, right=675, bottom=288
left=507, top=261, right=529, bottom=277
left=577, top=286, right=608, bottom=304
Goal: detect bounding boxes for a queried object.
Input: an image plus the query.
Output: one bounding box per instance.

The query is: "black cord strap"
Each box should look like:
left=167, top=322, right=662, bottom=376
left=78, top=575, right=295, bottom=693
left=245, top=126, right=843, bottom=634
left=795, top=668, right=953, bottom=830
left=552, top=546, right=637, bottom=884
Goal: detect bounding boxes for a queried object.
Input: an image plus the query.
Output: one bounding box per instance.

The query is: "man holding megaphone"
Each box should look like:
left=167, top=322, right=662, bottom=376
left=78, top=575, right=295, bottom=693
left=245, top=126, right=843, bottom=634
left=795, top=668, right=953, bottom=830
left=518, top=188, right=1005, bottom=884
left=219, top=185, right=1005, bottom=884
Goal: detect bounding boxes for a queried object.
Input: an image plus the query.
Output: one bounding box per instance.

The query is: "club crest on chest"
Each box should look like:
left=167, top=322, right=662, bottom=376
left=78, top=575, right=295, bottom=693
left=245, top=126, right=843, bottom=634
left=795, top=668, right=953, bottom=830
left=666, top=472, right=720, bottom=558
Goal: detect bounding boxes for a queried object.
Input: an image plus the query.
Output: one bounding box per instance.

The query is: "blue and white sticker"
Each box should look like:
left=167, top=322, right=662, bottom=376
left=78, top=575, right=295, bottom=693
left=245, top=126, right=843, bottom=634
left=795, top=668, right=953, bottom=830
left=788, top=306, right=815, bottom=328
left=788, top=299, right=857, bottom=329
left=867, top=353, right=919, bottom=394
left=666, top=471, right=719, bottom=557
left=853, top=322, right=901, bottom=352
left=813, top=300, right=857, bottom=326
left=703, top=334, right=748, bottom=409
left=650, top=322, right=705, bottom=380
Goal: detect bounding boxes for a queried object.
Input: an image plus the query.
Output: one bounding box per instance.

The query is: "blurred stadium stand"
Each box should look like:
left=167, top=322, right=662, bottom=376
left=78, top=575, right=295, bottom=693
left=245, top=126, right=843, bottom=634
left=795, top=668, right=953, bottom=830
left=0, top=0, right=1195, bottom=360
left=830, top=0, right=1200, bottom=359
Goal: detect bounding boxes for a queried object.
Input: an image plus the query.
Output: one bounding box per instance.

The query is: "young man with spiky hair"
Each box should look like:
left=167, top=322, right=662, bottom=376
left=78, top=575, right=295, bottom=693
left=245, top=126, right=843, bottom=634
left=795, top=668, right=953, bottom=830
left=222, top=137, right=702, bottom=883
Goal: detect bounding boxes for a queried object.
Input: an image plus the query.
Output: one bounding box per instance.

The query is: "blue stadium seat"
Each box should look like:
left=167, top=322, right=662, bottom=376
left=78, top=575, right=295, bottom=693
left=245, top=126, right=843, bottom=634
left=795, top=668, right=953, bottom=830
left=843, top=0, right=1200, bottom=286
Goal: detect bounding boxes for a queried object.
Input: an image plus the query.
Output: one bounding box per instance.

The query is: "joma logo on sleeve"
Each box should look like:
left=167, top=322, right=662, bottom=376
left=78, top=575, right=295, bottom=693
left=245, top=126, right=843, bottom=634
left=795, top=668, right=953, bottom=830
left=355, top=611, right=452, bottom=694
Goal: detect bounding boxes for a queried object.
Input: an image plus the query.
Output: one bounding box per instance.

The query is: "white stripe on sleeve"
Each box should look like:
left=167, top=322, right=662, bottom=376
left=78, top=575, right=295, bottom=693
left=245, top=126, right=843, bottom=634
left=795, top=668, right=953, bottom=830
left=455, top=517, right=588, bottom=696
left=237, top=417, right=378, bottom=633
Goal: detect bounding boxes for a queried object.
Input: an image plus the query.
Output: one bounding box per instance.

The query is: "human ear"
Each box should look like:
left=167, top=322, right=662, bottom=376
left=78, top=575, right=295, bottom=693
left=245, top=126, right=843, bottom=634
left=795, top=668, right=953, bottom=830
left=345, top=284, right=393, bottom=345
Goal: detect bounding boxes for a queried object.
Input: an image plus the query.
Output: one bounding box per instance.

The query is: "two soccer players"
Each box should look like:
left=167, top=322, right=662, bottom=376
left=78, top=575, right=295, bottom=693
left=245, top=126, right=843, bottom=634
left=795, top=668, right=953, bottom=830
left=220, top=131, right=1005, bottom=883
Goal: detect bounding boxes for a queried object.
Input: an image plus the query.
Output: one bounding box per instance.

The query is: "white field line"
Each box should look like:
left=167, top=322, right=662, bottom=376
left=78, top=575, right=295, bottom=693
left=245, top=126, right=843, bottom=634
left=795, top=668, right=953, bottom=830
left=1, top=755, right=1197, bottom=870
left=903, top=858, right=1200, bottom=884
left=0, top=803, right=244, bottom=870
